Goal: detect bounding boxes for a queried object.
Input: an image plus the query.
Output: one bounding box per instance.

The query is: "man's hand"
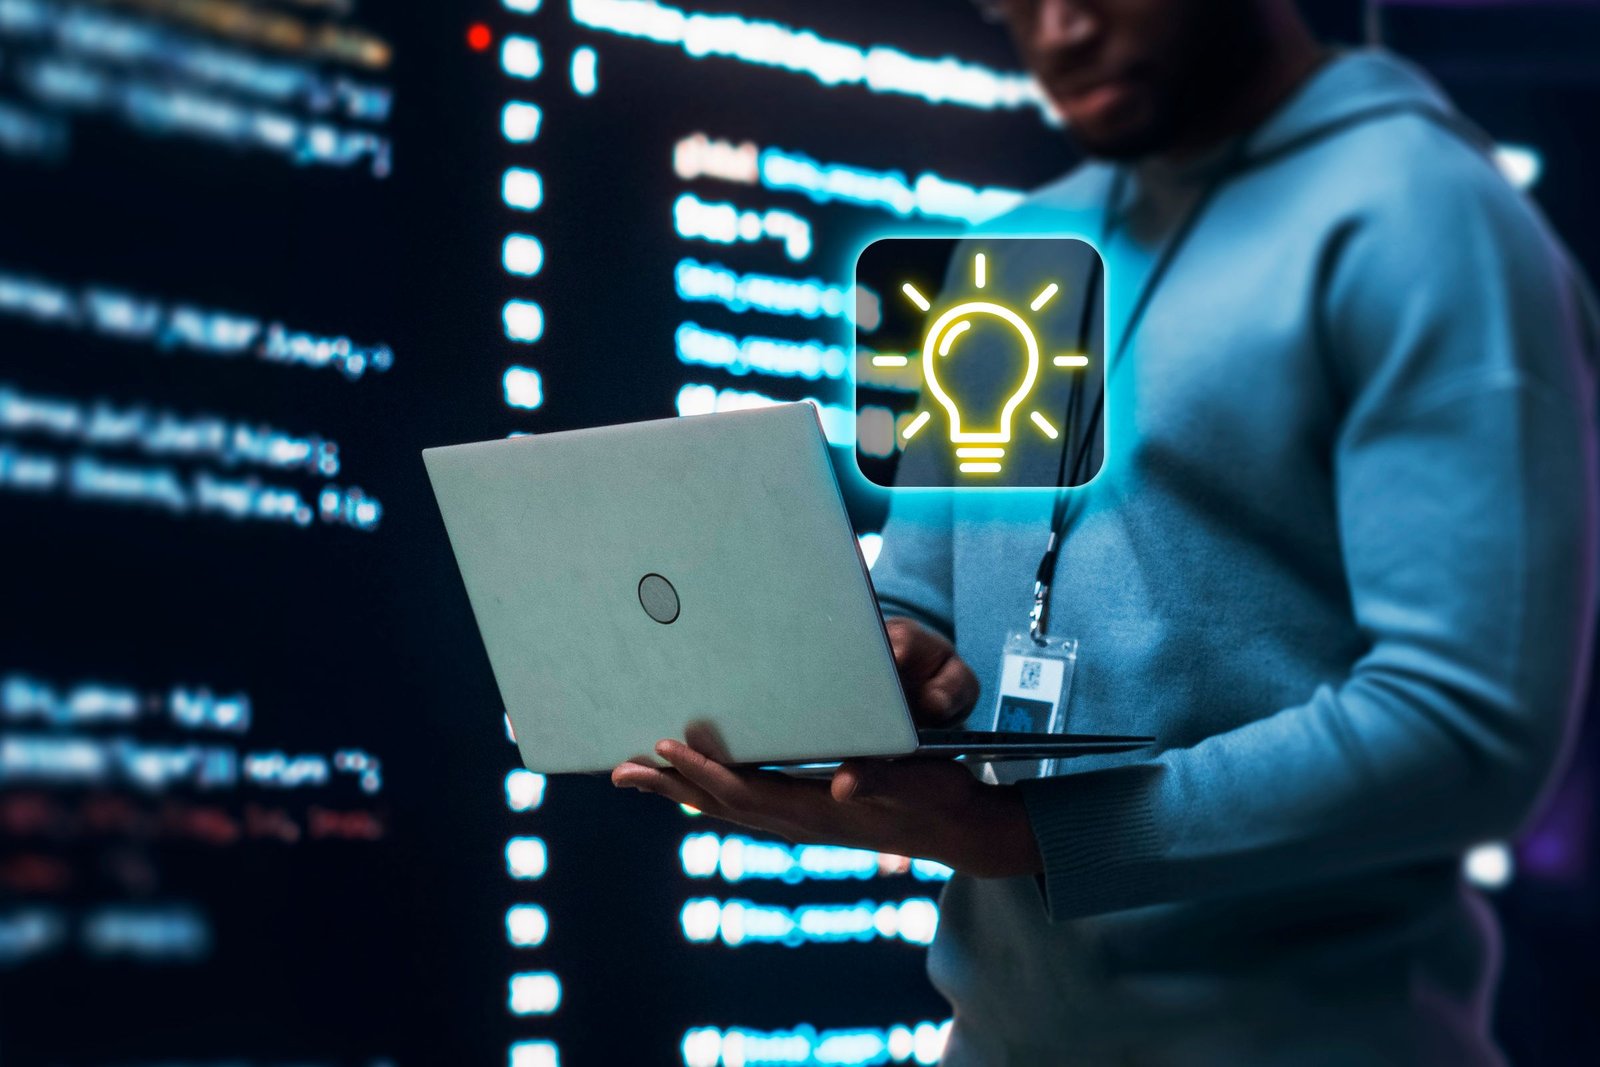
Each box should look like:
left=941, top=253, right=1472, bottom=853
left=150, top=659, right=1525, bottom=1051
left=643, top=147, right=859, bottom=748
left=611, top=739, right=1042, bottom=880
left=885, top=616, right=979, bottom=727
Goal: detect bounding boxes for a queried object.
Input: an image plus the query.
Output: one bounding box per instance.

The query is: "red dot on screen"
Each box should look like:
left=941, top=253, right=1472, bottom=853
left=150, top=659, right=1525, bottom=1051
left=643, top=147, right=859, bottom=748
left=467, top=24, right=492, bottom=51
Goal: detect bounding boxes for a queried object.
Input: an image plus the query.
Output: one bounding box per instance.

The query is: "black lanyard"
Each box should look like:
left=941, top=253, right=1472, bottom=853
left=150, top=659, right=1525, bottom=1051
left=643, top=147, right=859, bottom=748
left=1028, top=141, right=1251, bottom=643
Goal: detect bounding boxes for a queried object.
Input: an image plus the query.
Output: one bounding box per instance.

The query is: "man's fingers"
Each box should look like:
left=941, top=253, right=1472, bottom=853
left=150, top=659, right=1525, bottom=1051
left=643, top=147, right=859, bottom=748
left=656, top=738, right=755, bottom=807
left=884, top=617, right=918, bottom=663
left=655, top=738, right=809, bottom=817
left=885, top=617, right=946, bottom=679
left=923, top=654, right=980, bottom=723
left=613, top=761, right=780, bottom=836
left=884, top=617, right=977, bottom=724
left=831, top=760, right=890, bottom=802
left=613, top=762, right=722, bottom=814
left=885, top=619, right=950, bottom=689
left=657, top=739, right=846, bottom=837
left=610, top=758, right=653, bottom=789
left=683, top=720, right=734, bottom=762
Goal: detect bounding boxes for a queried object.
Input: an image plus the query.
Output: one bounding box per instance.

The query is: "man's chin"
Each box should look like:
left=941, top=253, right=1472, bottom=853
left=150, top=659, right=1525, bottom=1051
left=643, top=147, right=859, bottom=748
left=1063, top=119, right=1175, bottom=162
left=1053, top=88, right=1174, bottom=161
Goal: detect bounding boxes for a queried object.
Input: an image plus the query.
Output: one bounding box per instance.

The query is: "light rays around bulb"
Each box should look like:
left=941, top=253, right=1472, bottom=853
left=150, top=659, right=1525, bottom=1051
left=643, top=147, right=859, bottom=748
left=879, top=250, right=1085, bottom=479
left=901, top=282, right=931, bottom=312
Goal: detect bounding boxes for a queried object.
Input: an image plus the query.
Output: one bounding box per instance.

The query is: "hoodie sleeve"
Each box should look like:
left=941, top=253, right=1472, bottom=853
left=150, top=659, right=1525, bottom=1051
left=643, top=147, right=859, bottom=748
left=870, top=438, right=958, bottom=640
left=1020, top=135, right=1599, bottom=920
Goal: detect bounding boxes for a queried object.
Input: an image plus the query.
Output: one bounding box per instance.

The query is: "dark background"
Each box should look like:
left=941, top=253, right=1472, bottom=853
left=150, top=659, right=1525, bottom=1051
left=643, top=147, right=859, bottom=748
left=0, top=1, right=1595, bottom=1063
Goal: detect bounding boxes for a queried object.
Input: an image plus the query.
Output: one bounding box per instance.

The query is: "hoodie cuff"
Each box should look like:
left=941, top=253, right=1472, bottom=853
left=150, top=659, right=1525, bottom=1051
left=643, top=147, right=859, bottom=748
left=1017, top=765, right=1165, bottom=921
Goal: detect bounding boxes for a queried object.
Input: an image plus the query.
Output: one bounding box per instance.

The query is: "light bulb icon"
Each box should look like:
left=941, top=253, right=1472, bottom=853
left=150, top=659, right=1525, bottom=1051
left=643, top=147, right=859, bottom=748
left=892, top=251, right=1090, bottom=477
left=922, top=300, right=1040, bottom=471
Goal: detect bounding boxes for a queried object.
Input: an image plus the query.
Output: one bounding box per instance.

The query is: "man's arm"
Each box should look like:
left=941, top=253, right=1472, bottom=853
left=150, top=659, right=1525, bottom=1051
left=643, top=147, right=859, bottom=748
left=1022, top=150, right=1599, bottom=920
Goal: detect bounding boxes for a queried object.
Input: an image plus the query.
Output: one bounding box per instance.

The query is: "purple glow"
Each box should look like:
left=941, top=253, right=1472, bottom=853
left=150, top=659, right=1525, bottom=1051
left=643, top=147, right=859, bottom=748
left=1376, top=1, right=1600, bottom=6
left=1516, top=763, right=1593, bottom=883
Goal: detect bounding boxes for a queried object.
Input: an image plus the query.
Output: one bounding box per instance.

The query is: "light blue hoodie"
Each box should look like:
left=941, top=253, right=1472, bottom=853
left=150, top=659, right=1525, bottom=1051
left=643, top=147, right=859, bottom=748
left=870, top=51, right=1598, bottom=1065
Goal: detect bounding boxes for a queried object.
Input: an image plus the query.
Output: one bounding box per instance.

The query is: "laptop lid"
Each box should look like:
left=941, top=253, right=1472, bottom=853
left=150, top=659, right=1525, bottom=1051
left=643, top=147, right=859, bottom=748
left=422, top=403, right=920, bottom=774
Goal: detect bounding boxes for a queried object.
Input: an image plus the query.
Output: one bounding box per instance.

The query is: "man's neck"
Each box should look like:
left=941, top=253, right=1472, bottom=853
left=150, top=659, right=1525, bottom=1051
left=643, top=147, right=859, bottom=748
left=1162, top=17, right=1329, bottom=165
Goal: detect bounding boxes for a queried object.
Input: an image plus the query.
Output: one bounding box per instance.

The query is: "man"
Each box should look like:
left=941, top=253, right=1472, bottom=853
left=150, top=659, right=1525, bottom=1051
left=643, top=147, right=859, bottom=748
left=614, top=1, right=1599, bottom=1062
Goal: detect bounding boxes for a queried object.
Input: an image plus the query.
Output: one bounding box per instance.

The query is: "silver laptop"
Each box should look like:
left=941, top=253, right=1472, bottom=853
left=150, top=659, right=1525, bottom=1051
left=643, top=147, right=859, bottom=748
left=422, top=403, right=1150, bottom=774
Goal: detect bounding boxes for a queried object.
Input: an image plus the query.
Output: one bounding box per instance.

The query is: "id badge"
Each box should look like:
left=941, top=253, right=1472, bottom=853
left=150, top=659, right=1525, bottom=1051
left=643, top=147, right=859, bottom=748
left=980, top=631, right=1078, bottom=782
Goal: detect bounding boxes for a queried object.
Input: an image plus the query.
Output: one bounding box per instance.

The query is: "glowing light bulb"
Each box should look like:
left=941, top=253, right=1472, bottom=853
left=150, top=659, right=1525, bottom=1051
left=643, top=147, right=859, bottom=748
left=921, top=300, right=1040, bottom=473
left=878, top=245, right=1095, bottom=485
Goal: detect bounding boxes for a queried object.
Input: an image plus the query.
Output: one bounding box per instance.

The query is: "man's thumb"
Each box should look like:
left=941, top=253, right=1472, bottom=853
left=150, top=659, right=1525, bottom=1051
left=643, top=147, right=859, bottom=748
left=832, top=761, right=886, bottom=802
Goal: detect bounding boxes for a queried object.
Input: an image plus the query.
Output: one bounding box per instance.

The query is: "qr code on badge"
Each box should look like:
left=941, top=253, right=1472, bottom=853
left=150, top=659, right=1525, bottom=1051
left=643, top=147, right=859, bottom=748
left=1019, top=659, right=1043, bottom=690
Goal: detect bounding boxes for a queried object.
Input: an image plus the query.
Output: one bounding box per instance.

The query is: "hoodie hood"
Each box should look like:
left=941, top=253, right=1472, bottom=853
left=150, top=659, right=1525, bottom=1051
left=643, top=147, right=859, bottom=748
left=1247, top=49, right=1490, bottom=168
left=1133, top=49, right=1489, bottom=193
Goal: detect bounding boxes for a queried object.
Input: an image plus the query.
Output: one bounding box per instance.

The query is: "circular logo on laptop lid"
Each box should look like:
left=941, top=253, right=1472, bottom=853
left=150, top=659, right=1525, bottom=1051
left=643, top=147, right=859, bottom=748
left=637, top=573, right=680, bottom=624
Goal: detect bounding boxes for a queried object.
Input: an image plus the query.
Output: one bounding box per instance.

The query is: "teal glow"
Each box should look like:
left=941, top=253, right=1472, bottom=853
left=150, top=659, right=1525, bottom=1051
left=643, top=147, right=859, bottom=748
left=569, top=0, right=1047, bottom=116
left=760, top=146, right=1025, bottom=224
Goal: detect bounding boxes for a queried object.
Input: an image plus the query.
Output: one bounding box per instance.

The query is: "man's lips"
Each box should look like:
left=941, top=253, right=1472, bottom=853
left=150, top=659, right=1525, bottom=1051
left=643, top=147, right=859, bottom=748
left=1048, top=74, right=1137, bottom=120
